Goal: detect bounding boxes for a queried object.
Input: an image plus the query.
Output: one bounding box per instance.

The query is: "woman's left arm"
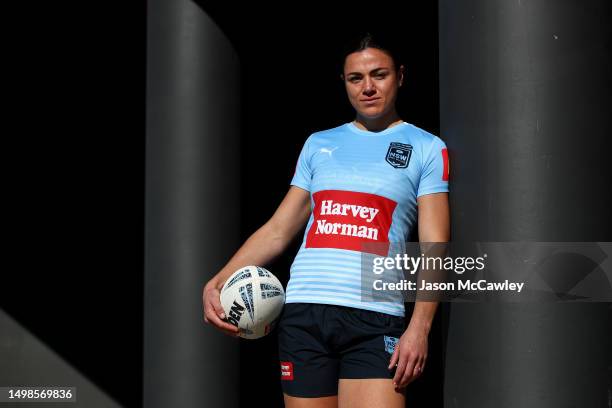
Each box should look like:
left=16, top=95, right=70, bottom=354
left=389, top=192, right=449, bottom=389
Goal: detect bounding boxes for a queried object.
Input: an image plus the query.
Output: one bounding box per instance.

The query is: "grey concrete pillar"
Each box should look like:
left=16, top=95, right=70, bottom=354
left=145, top=1, right=241, bottom=407
left=439, top=1, right=611, bottom=407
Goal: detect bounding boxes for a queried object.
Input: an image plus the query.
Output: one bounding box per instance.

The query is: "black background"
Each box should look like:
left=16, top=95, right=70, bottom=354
left=4, top=1, right=146, bottom=407
left=3, top=2, right=442, bottom=407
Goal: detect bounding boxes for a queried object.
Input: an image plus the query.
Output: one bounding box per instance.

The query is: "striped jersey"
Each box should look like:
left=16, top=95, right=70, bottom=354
left=287, top=121, right=449, bottom=317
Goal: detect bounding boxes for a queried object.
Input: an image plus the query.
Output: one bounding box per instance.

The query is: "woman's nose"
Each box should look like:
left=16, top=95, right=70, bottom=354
left=363, top=78, right=376, bottom=96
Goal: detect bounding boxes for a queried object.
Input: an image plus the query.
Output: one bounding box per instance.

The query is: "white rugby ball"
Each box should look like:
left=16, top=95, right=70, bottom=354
left=220, top=265, right=285, bottom=339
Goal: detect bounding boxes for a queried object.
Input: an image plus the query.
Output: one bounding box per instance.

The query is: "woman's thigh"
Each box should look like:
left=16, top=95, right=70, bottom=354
left=338, top=379, right=405, bottom=408
left=283, top=394, right=338, bottom=408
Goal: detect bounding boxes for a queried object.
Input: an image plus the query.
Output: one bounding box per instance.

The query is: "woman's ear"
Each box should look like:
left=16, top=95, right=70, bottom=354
left=398, top=65, right=405, bottom=87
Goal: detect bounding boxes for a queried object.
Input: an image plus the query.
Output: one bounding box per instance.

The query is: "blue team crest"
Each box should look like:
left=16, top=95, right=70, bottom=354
left=384, top=335, right=399, bottom=354
left=386, top=142, right=412, bottom=168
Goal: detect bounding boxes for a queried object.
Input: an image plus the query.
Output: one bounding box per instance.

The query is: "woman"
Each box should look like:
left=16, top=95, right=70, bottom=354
left=202, top=32, right=449, bottom=407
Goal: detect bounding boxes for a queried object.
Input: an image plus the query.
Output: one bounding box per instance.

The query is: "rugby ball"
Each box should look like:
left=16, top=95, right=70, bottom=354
left=220, top=265, right=285, bottom=339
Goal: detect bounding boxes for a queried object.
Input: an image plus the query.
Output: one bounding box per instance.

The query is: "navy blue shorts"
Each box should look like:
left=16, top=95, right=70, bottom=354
left=277, top=302, right=407, bottom=398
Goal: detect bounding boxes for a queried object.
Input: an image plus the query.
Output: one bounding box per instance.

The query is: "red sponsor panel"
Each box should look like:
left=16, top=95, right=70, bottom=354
left=442, top=148, right=449, bottom=181
left=306, top=190, right=397, bottom=256
left=280, top=361, right=294, bottom=381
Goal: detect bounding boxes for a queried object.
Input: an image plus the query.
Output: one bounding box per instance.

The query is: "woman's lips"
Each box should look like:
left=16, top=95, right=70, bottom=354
left=361, top=98, right=380, bottom=105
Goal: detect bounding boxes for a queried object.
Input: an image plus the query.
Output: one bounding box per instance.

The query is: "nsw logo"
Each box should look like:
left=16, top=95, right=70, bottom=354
left=385, top=142, right=412, bottom=168
left=384, top=335, right=399, bottom=354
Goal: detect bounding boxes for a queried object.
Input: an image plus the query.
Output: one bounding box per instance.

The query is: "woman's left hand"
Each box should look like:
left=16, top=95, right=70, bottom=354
left=387, top=323, right=429, bottom=389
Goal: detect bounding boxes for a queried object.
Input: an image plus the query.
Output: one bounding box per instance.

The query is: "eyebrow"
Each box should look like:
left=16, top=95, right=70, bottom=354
left=345, top=67, right=390, bottom=77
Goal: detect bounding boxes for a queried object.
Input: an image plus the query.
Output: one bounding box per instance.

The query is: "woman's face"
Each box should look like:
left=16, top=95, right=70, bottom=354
left=343, top=47, right=403, bottom=120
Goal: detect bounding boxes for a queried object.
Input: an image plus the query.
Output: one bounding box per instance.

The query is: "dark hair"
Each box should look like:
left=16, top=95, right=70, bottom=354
left=339, top=31, right=403, bottom=76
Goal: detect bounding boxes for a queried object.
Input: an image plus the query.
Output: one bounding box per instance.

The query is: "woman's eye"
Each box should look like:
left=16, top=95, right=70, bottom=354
left=348, top=77, right=361, bottom=83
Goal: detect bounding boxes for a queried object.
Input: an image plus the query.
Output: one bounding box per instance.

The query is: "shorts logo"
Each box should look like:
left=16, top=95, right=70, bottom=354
left=385, top=142, right=412, bottom=169
left=280, top=361, right=294, bottom=381
left=384, top=336, right=399, bottom=354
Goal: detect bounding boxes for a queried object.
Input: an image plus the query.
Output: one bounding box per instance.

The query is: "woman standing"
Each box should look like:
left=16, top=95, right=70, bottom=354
left=203, top=32, right=449, bottom=407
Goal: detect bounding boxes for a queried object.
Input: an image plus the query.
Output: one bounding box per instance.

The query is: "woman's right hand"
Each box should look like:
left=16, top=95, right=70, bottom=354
left=201, top=186, right=311, bottom=338
left=202, top=279, right=240, bottom=338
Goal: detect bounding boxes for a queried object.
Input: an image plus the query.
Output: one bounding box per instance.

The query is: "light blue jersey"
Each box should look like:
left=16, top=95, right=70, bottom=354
left=287, top=121, right=449, bottom=317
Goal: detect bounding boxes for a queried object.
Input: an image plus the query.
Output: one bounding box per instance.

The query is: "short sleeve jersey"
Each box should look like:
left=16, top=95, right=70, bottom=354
left=288, top=121, right=449, bottom=317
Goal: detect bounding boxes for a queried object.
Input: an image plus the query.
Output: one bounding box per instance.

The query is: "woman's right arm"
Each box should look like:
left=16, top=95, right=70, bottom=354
left=202, top=185, right=311, bottom=336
